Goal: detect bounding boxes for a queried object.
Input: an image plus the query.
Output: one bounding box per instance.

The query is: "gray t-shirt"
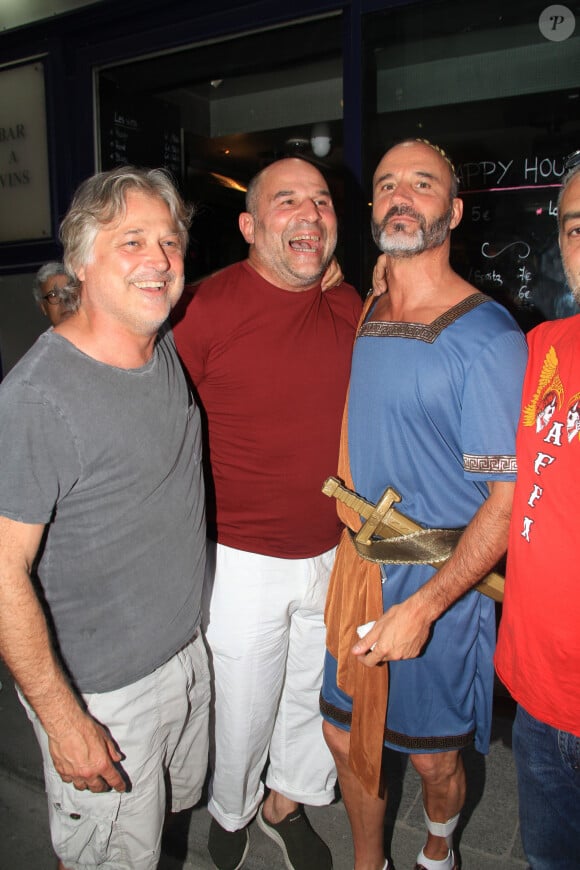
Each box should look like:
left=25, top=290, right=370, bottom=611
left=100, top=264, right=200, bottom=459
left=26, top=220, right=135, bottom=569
left=0, top=327, right=205, bottom=693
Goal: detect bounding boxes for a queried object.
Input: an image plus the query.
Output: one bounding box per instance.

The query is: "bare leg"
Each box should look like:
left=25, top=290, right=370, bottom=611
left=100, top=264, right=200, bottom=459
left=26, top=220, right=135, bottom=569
left=323, top=721, right=387, bottom=870
left=261, top=788, right=299, bottom=823
left=410, top=750, right=464, bottom=861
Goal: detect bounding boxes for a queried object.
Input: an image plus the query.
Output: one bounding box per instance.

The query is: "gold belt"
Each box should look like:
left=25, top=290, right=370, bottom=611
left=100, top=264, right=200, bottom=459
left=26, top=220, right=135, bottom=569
left=322, top=477, right=504, bottom=602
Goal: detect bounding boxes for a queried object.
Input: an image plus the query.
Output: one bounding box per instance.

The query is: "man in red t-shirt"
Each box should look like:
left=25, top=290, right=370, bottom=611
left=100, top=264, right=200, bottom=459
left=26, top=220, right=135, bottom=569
left=172, top=158, right=361, bottom=870
left=495, top=156, right=580, bottom=869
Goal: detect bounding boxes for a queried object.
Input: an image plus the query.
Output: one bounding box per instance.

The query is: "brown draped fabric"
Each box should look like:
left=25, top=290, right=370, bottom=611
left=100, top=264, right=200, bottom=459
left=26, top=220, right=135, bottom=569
left=324, top=296, right=388, bottom=797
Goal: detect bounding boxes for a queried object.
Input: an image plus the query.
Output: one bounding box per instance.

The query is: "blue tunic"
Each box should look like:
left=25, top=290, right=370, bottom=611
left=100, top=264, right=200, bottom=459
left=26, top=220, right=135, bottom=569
left=323, top=294, right=527, bottom=754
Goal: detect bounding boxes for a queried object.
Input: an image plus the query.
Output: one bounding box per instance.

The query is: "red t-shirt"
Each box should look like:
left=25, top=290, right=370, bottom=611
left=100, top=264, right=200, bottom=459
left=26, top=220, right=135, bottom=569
left=495, top=315, right=580, bottom=736
left=172, top=260, right=361, bottom=558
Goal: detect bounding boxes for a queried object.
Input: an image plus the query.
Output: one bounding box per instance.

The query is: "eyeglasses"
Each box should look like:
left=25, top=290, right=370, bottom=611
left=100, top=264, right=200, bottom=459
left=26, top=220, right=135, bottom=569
left=564, top=150, right=580, bottom=172
left=42, top=291, right=65, bottom=306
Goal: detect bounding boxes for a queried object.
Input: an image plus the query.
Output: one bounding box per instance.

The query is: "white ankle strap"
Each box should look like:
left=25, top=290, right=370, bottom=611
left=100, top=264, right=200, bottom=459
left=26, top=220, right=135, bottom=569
left=423, top=808, right=459, bottom=841
left=416, top=847, right=454, bottom=870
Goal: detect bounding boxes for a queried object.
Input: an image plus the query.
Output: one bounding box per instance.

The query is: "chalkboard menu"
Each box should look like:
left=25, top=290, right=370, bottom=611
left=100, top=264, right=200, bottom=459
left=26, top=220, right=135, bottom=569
left=452, top=152, right=576, bottom=330
left=99, top=79, right=182, bottom=183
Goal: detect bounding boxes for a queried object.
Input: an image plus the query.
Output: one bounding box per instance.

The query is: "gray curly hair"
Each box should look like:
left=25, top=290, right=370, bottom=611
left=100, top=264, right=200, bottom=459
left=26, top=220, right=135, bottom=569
left=32, top=261, right=73, bottom=307
left=59, top=166, right=193, bottom=312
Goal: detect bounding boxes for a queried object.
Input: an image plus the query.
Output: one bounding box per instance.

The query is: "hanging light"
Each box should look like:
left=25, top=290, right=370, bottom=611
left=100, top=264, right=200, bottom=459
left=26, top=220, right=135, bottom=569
left=310, top=123, right=332, bottom=157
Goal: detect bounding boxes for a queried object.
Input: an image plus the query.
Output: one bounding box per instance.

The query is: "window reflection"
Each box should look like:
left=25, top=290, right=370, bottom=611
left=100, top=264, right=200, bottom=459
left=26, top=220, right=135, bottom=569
left=363, top=0, right=580, bottom=327
left=97, top=16, right=344, bottom=281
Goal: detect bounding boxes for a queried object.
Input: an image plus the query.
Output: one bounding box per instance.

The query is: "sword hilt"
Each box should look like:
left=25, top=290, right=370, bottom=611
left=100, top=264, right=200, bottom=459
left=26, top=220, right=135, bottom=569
left=322, top=476, right=374, bottom=513
left=322, top=476, right=505, bottom=602
left=356, top=487, right=402, bottom=545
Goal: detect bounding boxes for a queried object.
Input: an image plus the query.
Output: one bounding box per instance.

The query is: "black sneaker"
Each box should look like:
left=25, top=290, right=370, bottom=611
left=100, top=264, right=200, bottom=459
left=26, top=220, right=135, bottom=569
left=208, top=817, right=250, bottom=870
left=257, top=804, right=333, bottom=870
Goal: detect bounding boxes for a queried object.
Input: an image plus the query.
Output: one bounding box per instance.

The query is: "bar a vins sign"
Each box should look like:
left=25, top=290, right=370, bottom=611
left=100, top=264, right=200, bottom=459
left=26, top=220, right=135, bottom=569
left=1, top=124, right=29, bottom=184
left=0, top=62, right=51, bottom=243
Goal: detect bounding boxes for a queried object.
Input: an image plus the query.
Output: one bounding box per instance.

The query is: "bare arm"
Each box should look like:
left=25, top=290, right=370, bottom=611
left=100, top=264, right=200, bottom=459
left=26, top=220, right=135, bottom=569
left=372, top=253, right=389, bottom=297
left=0, top=516, right=126, bottom=793
left=353, top=480, right=514, bottom=665
left=321, top=256, right=344, bottom=292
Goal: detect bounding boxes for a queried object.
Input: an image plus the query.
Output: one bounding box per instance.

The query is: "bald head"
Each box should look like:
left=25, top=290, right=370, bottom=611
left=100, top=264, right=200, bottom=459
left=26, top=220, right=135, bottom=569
left=371, top=140, right=462, bottom=258
left=373, top=140, right=458, bottom=201
left=239, top=158, right=338, bottom=292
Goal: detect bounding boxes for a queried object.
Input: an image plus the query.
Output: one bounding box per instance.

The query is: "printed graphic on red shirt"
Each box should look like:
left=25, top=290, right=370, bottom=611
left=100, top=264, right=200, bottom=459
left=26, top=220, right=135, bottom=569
left=495, top=319, right=580, bottom=738
left=518, top=344, right=580, bottom=544
left=521, top=345, right=563, bottom=433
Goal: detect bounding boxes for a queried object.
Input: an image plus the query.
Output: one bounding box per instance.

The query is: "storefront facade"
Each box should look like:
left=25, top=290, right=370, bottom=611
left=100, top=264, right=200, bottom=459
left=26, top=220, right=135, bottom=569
left=1, top=0, right=579, bottom=369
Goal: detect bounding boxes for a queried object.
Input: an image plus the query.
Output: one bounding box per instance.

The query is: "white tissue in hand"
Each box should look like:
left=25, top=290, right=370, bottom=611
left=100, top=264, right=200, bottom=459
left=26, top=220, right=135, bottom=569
left=356, top=620, right=375, bottom=638
left=356, top=620, right=377, bottom=650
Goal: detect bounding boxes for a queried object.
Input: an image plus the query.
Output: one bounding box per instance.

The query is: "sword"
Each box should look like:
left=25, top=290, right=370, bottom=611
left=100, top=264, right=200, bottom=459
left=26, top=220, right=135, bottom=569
left=322, top=476, right=504, bottom=602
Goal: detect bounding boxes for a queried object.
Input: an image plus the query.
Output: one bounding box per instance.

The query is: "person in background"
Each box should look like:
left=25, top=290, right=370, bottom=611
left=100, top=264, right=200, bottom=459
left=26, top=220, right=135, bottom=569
left=320, top=139, right=527, bottom=870
left=495, top=153, right=580, bottom=870
left=0, top=166, right=209, bottom=870
left=32, top=262, right=74, bottom=326
left=172, top=156, right=362, bottom=870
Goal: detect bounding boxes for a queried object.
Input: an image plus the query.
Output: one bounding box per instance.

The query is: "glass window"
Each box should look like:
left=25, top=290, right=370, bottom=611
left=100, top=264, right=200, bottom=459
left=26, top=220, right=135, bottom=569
left=363, top=0, right=580, bottom=327
left=96, top=15, right=344, bottom=281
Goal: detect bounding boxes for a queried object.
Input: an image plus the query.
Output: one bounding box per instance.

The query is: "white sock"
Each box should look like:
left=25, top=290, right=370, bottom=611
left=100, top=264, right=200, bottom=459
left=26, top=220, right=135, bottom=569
left=416, top=848, right=454, bottom=870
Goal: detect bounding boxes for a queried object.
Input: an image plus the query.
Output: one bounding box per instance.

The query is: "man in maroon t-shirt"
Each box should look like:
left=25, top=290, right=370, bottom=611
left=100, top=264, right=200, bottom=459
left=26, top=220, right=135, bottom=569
left=172, top=158, right=361, bottom=870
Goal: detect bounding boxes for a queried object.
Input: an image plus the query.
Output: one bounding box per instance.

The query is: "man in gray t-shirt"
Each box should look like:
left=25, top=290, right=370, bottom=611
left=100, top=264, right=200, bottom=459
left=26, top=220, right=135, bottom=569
left=0, top=167, right=209, bottom=870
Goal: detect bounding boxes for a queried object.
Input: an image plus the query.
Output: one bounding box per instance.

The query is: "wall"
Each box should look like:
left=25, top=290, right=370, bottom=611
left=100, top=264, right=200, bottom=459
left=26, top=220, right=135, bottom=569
left=0, top=274, right=48, bottom=374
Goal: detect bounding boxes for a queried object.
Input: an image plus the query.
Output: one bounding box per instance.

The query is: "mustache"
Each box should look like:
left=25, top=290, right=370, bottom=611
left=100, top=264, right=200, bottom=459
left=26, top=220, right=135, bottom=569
left=130, top=270, right=178, bottom=283
left=381, top=204, right=425, bottom=226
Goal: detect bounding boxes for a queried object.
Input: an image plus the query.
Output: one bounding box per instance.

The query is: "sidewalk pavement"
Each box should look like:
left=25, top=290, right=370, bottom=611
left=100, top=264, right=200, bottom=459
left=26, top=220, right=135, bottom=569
left=0, top=659, right=527, bottom=869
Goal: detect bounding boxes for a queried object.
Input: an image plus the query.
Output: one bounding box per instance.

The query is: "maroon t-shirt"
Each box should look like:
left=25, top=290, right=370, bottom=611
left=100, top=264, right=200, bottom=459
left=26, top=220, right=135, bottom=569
left=172, top=260, right=361, bottom=558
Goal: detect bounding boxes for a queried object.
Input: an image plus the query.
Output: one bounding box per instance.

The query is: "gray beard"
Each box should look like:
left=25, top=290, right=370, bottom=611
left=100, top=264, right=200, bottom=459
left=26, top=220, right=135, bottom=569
left=372, top=205, right=453, bottom=258
left=564, top=264, right=580, bottom=306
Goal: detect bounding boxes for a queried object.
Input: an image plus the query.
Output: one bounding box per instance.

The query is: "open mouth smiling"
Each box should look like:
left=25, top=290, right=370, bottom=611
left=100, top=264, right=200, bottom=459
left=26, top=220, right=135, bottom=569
left=289, top=234, right=321, bottom=252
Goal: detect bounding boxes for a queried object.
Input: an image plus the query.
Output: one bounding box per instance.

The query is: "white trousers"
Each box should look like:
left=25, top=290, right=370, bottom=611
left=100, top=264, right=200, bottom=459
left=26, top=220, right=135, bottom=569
left=205, top=542, right=337, bottom=831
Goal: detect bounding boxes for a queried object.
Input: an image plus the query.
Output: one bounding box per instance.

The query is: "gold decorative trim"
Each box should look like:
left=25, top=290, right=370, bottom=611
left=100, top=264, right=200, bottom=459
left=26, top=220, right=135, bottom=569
left=358, top=293, right=489, bottom=343
left=320, top=694, right=474, bottom=751
left=463, top=454, right=517, bottom=474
